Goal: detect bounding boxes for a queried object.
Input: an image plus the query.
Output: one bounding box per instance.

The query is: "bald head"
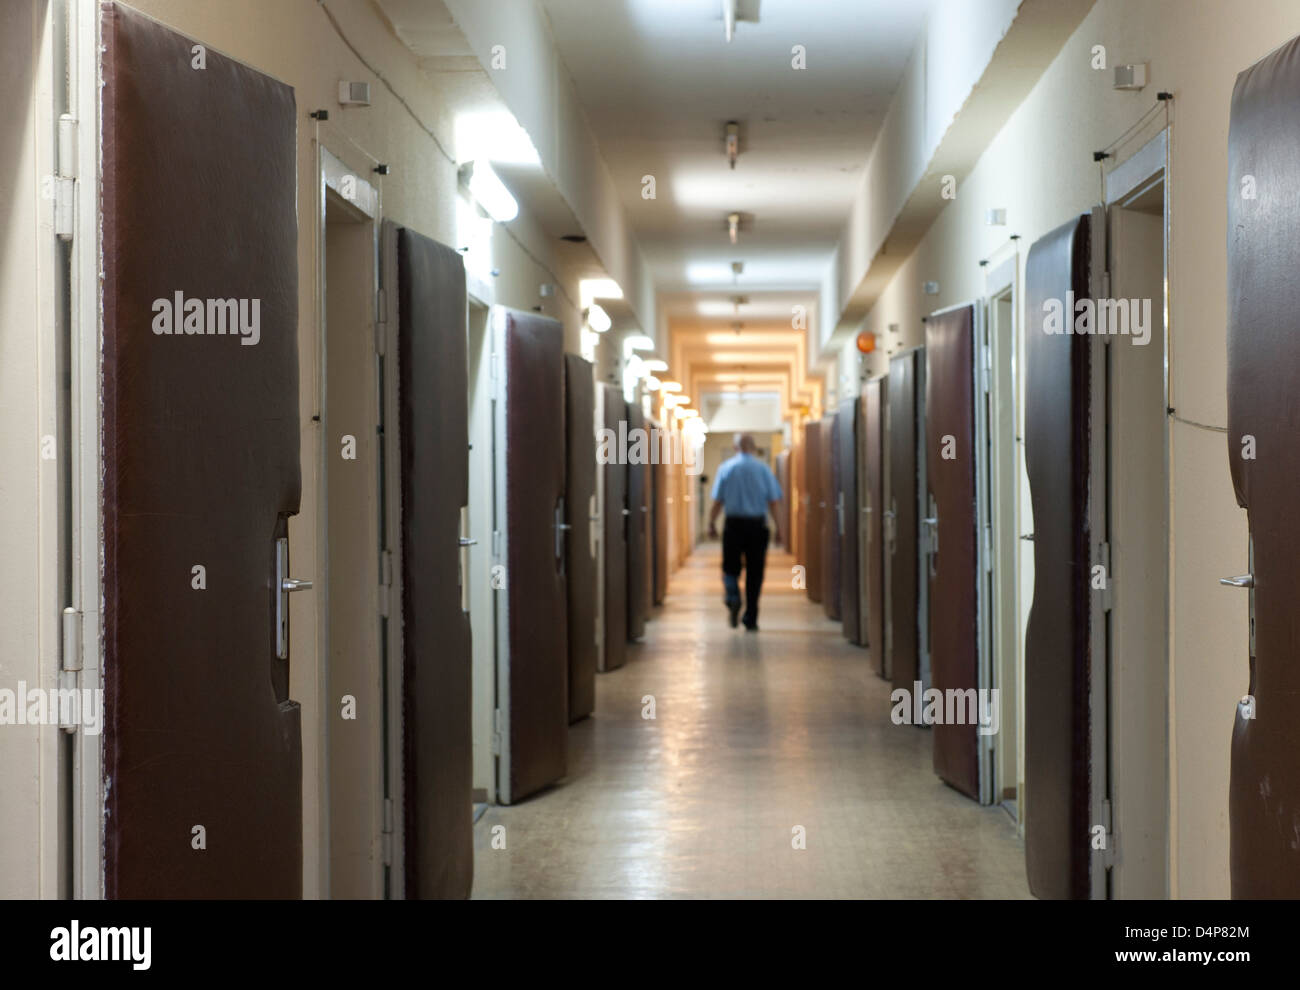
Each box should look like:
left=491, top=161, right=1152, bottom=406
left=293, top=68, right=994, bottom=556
left=733, top=433, right=757, bottom=454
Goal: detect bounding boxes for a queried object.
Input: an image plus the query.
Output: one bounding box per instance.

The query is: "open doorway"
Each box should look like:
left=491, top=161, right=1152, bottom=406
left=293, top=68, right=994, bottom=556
left=467, top=298, right=496, bottom=806
left=1102, top=133, right=1170, bottom=898
left=319, top=149, right=384, bottom=898
left=984, top=260, right=1020, bottom=820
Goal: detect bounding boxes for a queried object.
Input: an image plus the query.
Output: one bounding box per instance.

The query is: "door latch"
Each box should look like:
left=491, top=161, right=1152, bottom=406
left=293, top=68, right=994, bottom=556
left=276, top=537, right=313, bottom=659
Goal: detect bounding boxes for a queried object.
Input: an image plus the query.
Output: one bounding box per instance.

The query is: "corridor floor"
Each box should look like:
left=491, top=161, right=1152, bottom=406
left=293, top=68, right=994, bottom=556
left=471, top=544, right=1031, bottom=899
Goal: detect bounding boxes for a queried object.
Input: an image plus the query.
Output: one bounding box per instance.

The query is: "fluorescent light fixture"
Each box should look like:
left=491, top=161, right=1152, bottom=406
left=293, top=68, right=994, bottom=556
left=623, top=334, right=655, bottom=352
left=580, top=278, right=623, bottom=309
left=642, top=359, right=669, bottom=372
left=466, top=160, right=518, bottom=222
left=659, top=381, right=683, bottom=393
left=676, top=408, right=698, bottom=418
left=645, top=376, right=662, bottom=390
left=586, top=304, right=612, bottom=333
left=455, top=111, right=542, bottom=166
left=723, top=0, right=736, bottom=42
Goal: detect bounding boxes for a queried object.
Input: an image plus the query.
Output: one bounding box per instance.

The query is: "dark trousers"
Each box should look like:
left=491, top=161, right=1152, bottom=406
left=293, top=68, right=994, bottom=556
left=722, top=516, right=770, bottom=626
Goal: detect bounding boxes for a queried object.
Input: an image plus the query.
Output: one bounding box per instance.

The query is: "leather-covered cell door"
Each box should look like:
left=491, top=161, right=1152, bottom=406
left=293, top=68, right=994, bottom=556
left=599, top=384, right=628, bottom=670
left=493, top=308, right=567, bottom=805
left=924, top=305, right=986, bottom=802
left=775, top=450, right=791, bottom=549
left=565, top=355, right=598, bottom=723
left=821, top=413, right=841, bottom=620
left=101, top=3, right=301, bottom=898
left=392, top=222, right=472, bottom=898
left=837, top=397, right=862, bottom=645
left=626, top=402, right=648, bottom=641
left=653, top=441, right=669, bottom=606
left=861, top=378, right=888, bottom=677
left=888, top=348, right=926, bottom=695
left=1023, top=214, right=1094, bottom=899
left=802, top=420, right=823, bottom=603
left=1227, top=38, right=1300, bottom=898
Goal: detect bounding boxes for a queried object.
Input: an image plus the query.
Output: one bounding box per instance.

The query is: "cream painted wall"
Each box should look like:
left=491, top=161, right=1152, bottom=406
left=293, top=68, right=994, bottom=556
left=851, top=0, right=1300, bottom=897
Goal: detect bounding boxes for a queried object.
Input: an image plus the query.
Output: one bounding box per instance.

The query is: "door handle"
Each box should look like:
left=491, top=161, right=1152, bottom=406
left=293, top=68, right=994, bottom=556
left=1219, top=574, right=1254, bottom=588
left=275, top=537, right=313, bottom=660
left=1019, top=533, right=1035, bottom=541
left=459, top=537, right=478, bottom=547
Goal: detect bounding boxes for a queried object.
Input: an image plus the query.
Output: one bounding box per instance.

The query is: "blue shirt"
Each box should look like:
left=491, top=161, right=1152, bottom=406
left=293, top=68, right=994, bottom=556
left=711, top=452, right=783, bottom=519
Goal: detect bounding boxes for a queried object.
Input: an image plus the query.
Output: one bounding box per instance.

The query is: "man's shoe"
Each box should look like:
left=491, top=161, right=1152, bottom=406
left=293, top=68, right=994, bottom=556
left=727, top=599, right=741, bottom=628
left=744, top=623, right=758, bottom=633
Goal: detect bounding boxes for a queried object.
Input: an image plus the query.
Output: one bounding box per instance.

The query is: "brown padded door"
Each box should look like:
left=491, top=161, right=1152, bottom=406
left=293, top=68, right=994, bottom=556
left=837, top=397, right=862, bottom=645
left=394, top=223, right=472, bottom=897
left=862, top=378, right=887, bottom=676
left=1023, top=215, right=1093, bottom=899
left=101, top=2, right=301, bottom=897
left=802, top=420, right=823, bottom=602
left=600, top=384, right=628, bottom=670
left=653, top=440, right=669, bottom=606
left=626, top=403, right=648, bottom=640
left=925, top=306, right=981, bottom=800
left=888, top=350, right=922, bottom=694
left=565, top=355, right=598, bottom=723
left=502, top=310, right=567, bottom=803
left=1228, top=38, right=1300, bottom=898
left=821, top=414, right=841, bottom=620
left=775, top=450, right=791, bottom=549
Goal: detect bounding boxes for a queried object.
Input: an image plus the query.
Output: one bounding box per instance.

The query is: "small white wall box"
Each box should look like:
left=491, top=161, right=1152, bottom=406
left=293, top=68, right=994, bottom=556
left=1114, top=63, right=1147, bottom=90
left=539, top=283, right=555, bottom=298
left=986, top=208, right=1007, bottom=226
left=339, top=81, right=372, bottom=106
left=922, top=281, right=940, bottom=295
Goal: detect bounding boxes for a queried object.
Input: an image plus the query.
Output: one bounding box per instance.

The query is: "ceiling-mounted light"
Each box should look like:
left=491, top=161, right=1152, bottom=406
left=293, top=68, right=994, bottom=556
left=660, top=381, right=684, bottom=393
left=730, top=294, right=748, bottom=315
left=623, top=334, right=655, bottom=352
left=463, top=160, right=518, bottom=223
left=722, top=0, right=737, bottom=43
left=725, top=120, right=740, bottom=168
left=645, top=376, right=662, bottom=390
left=728, top=211, right=740, bottom=244
left=586, top=304, right=611, bottom=333
left=731, top=261, right=744, bottom=279
left=643, top=359, right=668, bottom=372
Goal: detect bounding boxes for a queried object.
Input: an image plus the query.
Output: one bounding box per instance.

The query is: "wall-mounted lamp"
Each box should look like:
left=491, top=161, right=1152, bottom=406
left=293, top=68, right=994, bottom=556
left=586, top=304, right=612, bottom=333
left=725, top=121, right=740, bottom=168
left=728, top=211, right=741, bottom=244
left=461, top=160, right=518, bottom=223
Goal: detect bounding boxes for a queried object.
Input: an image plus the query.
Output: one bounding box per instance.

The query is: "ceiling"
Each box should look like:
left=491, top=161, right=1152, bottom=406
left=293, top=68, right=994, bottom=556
left=537, top=0, right=935, bottom=413
left=537, top=0, right=935, bottom=294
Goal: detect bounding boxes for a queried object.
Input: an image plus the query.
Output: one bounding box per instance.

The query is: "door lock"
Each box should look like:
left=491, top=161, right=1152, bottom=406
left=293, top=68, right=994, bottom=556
left=1219, top=574, right=1254, bottom=588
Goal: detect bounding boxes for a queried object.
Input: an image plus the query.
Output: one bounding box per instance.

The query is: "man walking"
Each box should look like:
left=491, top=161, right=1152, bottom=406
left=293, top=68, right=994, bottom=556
left=707, top=433, right=783, bottom=631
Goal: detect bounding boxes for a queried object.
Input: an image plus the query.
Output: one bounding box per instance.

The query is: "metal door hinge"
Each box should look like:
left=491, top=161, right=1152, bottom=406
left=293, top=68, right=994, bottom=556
left=1098, top=799, right=1117, bottom=868
left=381, top=797, right=394, bottom=866
left=61, top=607, right=83, bottom=673
left=983, top=525, right=993, bottom=572
left=1099, top=541, right=1113, bottom=612
left=59, top=607, right=83, bottom=732
left=53, top=114, right=77, bottom=240
left=492, top=708, right=503, bottom=755
left=378, top=549, right=393, bottom=617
